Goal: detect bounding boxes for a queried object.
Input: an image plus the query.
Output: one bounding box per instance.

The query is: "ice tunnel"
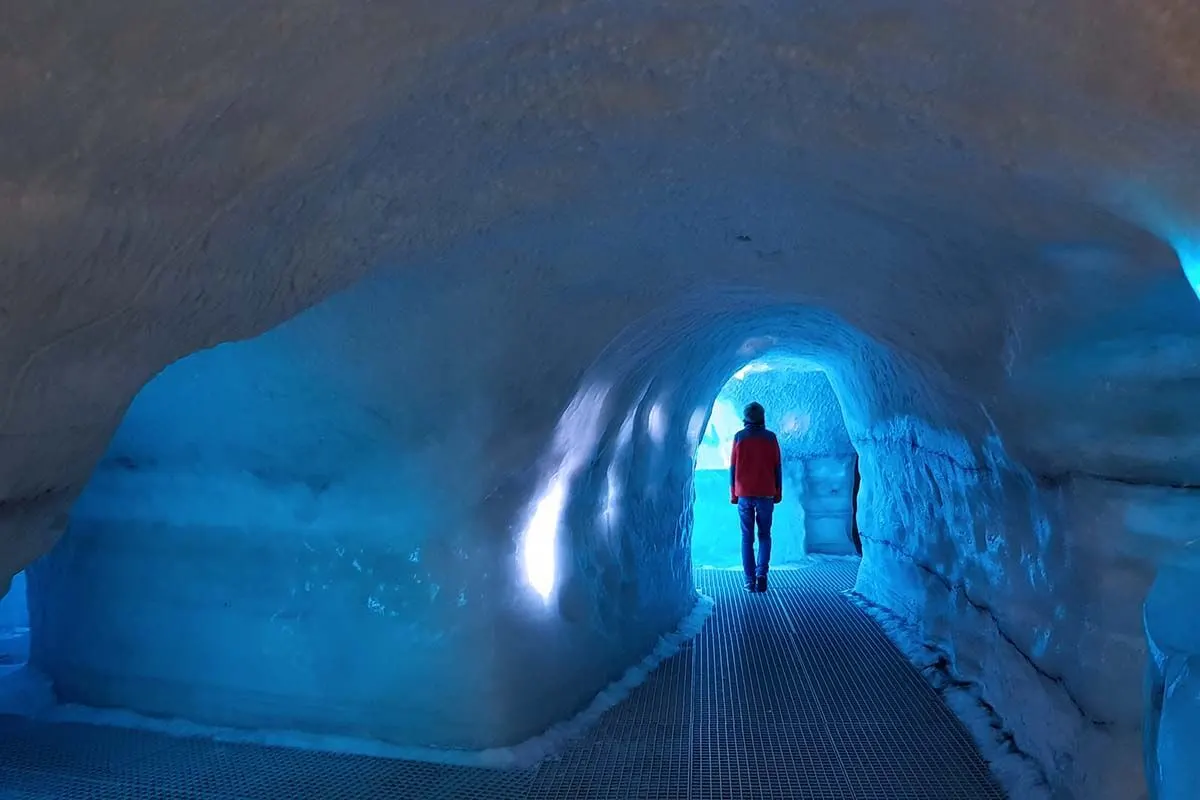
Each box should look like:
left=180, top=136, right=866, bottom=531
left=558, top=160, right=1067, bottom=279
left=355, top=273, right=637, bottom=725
left=4, top=2, right=1200, bottom=799
left=18, top=284, right=948, bottom=754
left=692, top=359, right=860, bottom=567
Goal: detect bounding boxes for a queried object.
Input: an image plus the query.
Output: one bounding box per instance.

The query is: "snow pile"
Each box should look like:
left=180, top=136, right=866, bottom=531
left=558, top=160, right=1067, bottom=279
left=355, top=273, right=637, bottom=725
left=847, top=591, right=1053, bottom=799
left=45, top=591, right=714, bottom=769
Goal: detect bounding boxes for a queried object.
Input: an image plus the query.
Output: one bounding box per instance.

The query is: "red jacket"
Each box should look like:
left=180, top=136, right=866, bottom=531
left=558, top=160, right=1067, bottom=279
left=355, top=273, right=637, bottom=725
left=730, top=425, right=782, bottom=500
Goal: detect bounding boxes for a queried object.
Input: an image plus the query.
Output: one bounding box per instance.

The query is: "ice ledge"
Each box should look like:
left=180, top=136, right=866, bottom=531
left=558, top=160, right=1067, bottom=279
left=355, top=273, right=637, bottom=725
left=30, top=592, right=716, bottom=770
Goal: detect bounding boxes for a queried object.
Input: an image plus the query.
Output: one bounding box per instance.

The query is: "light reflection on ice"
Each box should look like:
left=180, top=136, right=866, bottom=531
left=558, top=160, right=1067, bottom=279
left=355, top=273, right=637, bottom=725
left=522, top=476, right=565, bottom=600
left=687, top=408, right=707, bottom=446
left=520, top=383, right=610, bottom=602
left=1176, top=240, right=1200, bottom=303
left=648, top=402, right=668, bottom=446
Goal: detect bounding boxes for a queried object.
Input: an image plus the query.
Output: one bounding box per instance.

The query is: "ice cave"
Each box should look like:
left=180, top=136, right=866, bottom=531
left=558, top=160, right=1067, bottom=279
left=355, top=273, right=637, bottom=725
left=692, top=359, right=861, bottom=568
left=2, top=3, right=1200, bottom=799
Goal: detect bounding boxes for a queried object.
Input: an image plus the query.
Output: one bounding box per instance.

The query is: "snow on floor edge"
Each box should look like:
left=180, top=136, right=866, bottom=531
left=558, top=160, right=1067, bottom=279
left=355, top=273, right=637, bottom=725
left=846, top=591, right=1054, bottom=800
left=41, top=591, right=717, bottom=770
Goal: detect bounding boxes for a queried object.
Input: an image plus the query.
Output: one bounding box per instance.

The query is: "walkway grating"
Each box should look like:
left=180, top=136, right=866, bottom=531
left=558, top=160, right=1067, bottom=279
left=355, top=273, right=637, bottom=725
left=0, top=560, right=1005, bottom=799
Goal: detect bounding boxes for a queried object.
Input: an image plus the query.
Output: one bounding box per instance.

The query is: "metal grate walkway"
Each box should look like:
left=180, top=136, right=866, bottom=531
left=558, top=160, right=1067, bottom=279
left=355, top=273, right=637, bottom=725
left=1, top=560, right=1005, bottom=799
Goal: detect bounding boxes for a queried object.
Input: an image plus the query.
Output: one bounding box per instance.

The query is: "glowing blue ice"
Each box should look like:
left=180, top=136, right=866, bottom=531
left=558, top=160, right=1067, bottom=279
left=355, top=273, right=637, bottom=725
left=0, top=570, right=28, bottom=667
left=520, top=383, right=610, bottom=602
left=694, top=399, right=742, bottom=471
left=647, top=402, right=669, bottom=446
left=1176, top=240, right=1200, bottom=303
left=691, top=360, right=858, bottom=567
left=522, top=477, right=565, bottom=601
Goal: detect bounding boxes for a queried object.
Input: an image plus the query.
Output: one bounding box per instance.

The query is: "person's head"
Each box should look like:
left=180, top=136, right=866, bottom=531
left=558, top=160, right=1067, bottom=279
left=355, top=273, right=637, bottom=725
left=743, top=402, right=765, bottom=427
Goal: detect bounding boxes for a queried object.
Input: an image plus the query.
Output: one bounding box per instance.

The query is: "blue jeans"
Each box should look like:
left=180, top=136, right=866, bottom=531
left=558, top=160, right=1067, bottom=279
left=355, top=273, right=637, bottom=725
left=738, top=497, right=775, bottom=580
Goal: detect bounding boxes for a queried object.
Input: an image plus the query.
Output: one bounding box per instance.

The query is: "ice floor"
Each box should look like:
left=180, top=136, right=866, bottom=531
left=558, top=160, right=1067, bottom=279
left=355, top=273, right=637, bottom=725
left=0, top=560, right=1004, bottom=799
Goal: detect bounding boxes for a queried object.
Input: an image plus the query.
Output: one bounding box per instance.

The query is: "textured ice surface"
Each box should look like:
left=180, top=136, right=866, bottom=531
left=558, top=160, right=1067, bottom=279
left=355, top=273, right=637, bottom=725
left=41, top=593, right=714, bottom=768
left=25, top=275, right=701, bottom=750
left=0, top=570, right=27, bottom=646
left=851, top=432, right=1191, bottom=799
left=4, top=4, right=1200, bottom=798
left=1144, top=552, right=1200, bottom=800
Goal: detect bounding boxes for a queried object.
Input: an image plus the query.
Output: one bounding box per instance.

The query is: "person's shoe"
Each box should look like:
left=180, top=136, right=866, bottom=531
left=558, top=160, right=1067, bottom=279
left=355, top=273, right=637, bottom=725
left=744, top=578, right=758, bottom=593
left=756, top=575, right=768, bottom=593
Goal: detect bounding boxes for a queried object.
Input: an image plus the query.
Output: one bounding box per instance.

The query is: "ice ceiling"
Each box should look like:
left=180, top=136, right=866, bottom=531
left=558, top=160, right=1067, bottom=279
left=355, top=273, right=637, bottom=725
left=2, top=2, right=1200, bottom=798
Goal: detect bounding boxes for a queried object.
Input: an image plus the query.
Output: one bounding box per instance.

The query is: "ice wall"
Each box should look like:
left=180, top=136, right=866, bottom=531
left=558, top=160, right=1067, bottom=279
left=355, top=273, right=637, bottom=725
left=0, top=571, right=28, bottom=665
left=852, top=433, right=1138, bottom=798
left=850, top=269, right=1200, bottom=799
left=1062, top=477, right=1200, bottom=800
left=3, top=1, right=1200, bottom=795
left=1145, top=558, right=1200, bottom=800
left=692, top=365, right=857, bottom=566
left=25, top=271, right=699, bottom=750
left=0, top=571, right=25, bottom=633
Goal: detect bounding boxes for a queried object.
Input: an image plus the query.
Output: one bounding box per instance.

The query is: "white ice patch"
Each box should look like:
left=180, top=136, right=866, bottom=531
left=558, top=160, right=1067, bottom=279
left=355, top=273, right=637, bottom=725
left=647, top=402, right=669, bottom=446
left=687, top=408, right=707, bottom=447
left=520, top=382, right=611, bottom=601
left=522, top=476, right=566, bottom=600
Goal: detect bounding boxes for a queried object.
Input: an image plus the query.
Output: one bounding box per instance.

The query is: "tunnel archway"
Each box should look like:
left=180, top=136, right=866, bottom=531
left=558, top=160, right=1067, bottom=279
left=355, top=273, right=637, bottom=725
left=15, top=282, right=980, bottom=728
left=691, top=357, right=861, bottom=570
left=516, top=286, right=1141, bottom=798
left=9, top=275, right=1154, bottom=797
left=527, top=286, right=990, bottom=608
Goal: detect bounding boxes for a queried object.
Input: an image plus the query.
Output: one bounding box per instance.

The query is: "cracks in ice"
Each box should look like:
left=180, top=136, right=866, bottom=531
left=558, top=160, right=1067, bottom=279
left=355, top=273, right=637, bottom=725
left=1036, top=470, right=1200, bottom=491
left=863, top=533, right=1116, bottom=729
left=851, top=433, right=990, bottom=476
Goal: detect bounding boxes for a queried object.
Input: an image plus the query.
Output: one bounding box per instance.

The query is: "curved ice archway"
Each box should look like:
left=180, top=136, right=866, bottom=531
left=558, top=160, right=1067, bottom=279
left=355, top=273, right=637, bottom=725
left=510, top=290, right=1122, bottom=795
left=16, top=278, right=1031, bottom=750
left=6, top=203, right=1198, bottom=800
left=10, top=254, right=1195, bottom=800
left=516, top=288, right=983, bottom=606
left=1, top=1, right=1200, bottom=795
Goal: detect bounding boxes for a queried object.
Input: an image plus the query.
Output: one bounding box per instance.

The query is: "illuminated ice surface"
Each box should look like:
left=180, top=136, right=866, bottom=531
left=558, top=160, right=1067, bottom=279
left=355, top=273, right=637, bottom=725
left=4, top=4, right=1200, bottom=799
left=22, top=282, right=699, bottom=752
left=692, top=362, right=858, bottom=568
left=0, top=572, right=25, bottom=659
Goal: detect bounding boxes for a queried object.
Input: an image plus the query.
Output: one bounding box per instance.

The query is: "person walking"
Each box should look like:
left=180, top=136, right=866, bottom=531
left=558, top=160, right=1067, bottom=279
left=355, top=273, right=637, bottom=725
left=729, top=402, right=782, bottom=593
